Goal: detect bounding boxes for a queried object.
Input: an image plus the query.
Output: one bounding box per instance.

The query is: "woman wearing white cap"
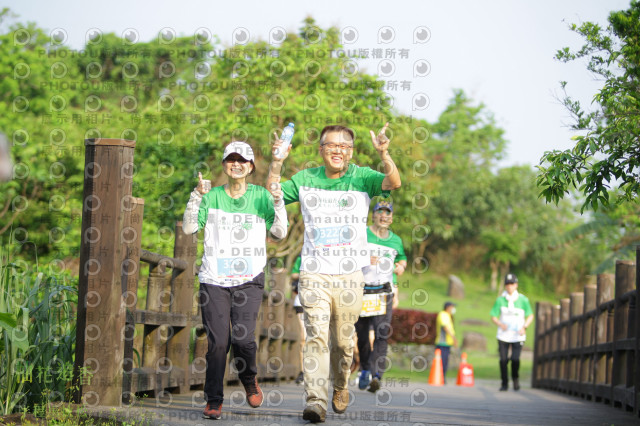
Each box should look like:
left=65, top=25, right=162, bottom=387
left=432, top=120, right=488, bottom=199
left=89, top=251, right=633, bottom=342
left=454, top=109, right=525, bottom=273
left=182, top=140, right=289, bottom=419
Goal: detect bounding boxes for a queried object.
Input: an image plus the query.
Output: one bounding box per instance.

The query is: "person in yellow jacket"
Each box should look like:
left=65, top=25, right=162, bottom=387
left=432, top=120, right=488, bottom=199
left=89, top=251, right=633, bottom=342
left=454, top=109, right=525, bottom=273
left=435, top=301, right=458, bottom=382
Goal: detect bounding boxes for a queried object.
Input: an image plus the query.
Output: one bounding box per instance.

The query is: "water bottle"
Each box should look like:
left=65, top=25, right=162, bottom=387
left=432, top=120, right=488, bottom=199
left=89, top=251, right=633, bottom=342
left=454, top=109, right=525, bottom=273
left=275, top=123, right=294, bottom=159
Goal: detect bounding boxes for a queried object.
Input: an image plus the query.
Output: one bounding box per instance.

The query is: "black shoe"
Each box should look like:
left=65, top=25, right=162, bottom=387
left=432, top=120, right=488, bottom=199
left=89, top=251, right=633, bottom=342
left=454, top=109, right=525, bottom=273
left=499, top=384, right=508, bottom=391
left=302, top=404, right=326, bottom=423
left=513, top=379, right=520, bottom=391
left=295, top=371, right=304, bottom=385
left=367, top=377, right=381, bottom=393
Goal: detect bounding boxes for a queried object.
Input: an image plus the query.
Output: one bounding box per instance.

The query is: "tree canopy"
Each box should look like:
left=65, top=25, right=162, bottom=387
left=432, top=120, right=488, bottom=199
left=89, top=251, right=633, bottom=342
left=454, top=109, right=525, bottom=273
left=537, top=0, right=640, bottom=212
left=0, top=11, right=632, bottom=293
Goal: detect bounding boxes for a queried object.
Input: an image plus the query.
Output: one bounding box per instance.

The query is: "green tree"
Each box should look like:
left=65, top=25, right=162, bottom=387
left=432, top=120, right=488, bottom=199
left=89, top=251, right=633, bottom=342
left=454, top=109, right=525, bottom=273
left=424, top=90, right=506, bottom=250
left=537, top=0, right=640, bottom=211
left=0, top=14, right=430, bottom=270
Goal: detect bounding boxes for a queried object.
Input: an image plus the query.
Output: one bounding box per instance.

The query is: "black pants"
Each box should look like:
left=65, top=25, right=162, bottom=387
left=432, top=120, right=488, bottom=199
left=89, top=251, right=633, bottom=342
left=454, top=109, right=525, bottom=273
left=355, top=295, right=393, bottom=378
left=498, top=340, right=523, bottom=386
left=200, top=274, right=264, bottom=404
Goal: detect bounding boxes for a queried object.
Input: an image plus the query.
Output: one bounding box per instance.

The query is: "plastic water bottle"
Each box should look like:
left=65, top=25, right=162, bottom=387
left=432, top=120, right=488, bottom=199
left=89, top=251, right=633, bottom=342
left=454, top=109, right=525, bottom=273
left=275, top=123, right=294, bottom=159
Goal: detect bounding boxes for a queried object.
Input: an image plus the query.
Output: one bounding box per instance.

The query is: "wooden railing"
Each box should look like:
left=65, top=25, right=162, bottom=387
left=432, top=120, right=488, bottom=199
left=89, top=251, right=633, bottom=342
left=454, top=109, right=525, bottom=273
left=532, top=248, right=639, bottom=418
left=74, top=139, right=301, bottom=406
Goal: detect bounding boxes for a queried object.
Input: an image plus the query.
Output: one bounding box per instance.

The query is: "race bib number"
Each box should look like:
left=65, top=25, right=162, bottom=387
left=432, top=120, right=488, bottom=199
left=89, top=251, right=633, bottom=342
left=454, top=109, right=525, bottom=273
left=360, top=293, right=388, bottom=317
left=311, top=225, right=349, bottom=247
left=217, top=257, right=252, bottom=278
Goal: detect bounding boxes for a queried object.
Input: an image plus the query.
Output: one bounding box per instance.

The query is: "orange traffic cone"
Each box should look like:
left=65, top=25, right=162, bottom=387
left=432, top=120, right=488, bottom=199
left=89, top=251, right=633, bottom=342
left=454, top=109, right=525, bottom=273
left=428, top=348, right=444, bottom=386
left=456, top=352, right=475, bottom=387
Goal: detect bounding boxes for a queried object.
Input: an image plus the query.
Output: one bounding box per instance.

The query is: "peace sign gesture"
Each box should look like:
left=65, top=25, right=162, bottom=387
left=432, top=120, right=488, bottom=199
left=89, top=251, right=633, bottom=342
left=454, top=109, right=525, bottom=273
left=370, top=122, right=390, bottom=154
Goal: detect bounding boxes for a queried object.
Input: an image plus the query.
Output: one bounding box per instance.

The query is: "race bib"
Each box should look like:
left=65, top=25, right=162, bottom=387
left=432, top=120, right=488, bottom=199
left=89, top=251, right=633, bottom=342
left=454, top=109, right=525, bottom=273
left=217, top=257, right=252, bottom=278
left=311, top=225, right=349, bottom=247
left=360, top=293, right=388, bottom=317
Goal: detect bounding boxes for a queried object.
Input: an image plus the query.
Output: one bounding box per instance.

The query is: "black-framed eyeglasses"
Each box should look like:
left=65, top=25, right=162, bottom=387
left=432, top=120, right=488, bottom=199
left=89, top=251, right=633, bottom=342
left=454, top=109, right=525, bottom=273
left=321, top=143, right=354, bottom=150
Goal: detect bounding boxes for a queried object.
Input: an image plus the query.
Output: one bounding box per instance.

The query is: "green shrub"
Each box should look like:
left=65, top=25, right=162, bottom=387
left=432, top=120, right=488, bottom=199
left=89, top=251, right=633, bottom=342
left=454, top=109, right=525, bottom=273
left=0, top=241, right=77, bottom=415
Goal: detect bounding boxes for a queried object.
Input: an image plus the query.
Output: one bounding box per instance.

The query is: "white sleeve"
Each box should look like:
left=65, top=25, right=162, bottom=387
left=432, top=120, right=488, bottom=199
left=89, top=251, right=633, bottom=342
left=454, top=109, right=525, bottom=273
left=182, top=190, right=203, bottom=234
left=269, top=199, right=288, bottom=240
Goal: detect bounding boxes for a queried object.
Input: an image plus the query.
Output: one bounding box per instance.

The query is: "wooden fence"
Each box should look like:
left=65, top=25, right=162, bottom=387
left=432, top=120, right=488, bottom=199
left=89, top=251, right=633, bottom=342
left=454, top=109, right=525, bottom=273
left=73, top=139, right=301, bottom=407
left=532, top=248, right=639, bottom=418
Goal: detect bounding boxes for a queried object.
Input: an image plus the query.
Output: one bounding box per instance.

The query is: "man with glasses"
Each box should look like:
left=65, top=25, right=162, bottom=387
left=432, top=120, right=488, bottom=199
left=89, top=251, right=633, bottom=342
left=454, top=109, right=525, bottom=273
left=268, top=124, right=401, bottom=423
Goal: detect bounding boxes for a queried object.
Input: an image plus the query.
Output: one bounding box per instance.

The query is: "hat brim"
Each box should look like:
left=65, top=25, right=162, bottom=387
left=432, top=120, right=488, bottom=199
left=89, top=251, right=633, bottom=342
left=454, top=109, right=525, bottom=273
left=222, top=153, right=253, bottom=162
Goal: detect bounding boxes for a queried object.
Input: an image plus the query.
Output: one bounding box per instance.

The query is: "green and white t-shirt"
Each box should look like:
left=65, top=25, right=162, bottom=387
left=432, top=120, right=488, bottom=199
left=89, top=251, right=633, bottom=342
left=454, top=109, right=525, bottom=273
left=363, top=228, right=407, bottom=288
left=282, top=164, right=388, bottom=275
left=184, top=184, right=277, bottom=287
left=490, top=292, right=533, bottom=343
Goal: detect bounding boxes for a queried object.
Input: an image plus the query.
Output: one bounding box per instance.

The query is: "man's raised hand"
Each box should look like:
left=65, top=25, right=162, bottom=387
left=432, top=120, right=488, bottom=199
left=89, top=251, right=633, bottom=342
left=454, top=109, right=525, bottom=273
left=370, top=122, right=390, bottom=154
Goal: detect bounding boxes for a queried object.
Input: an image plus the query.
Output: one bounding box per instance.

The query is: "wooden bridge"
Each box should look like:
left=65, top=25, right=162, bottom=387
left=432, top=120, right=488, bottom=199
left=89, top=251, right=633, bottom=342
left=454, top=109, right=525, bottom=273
left=72, top=139, right=639, bottom=424
left=532, top=249, right=639, bottom=417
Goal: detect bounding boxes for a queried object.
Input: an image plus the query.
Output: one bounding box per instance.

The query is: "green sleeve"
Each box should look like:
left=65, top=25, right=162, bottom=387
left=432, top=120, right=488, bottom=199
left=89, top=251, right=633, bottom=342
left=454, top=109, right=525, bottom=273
left=358, top=166, right=389, bottom=198
left=197, top=193, right=210, bottom=230
left=261, top=188, right=276, bottom=230
left=523, top=296, right=533, bottom=317
left=490, top=298, right=503, bottom=317
left=282, top=173, right=300, bottom=205
left=395, top=235, right=407, bottom=262
left=291, top=256, right=301, bottom=274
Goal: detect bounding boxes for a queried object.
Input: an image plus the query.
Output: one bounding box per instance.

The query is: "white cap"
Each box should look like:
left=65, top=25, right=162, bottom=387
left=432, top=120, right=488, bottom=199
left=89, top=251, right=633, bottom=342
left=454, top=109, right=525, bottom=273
left=222, top=141, right=255, bottom=162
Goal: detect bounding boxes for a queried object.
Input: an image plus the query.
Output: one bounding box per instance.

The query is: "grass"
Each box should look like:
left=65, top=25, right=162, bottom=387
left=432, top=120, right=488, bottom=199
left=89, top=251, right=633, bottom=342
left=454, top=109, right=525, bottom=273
left=0, top=240, right=79, bottom=418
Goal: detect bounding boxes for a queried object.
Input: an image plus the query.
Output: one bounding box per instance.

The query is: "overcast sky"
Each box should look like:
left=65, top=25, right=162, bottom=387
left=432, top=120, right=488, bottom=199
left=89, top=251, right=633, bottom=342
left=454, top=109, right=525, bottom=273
left=4, top=0, right=631, bottom=166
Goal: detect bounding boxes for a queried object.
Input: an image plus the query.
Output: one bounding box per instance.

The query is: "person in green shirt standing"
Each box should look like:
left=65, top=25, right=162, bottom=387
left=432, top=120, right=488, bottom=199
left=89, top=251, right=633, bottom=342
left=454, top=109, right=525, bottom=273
left=355, top=201, right=407, bottom=393
left=435, top=301, right=458, bottom=383
left=490, top=273, right=534, bottom=391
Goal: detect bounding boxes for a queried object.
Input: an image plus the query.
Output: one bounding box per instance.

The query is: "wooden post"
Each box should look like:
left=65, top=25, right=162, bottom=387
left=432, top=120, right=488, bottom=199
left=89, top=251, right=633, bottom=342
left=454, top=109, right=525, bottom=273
left=142, top=262, right=169, bottom=395
left=559, top=298, right=570, bottom=387
left=74, top=138, right=136, bottom=407
left=611, top=260, right=635, bottom=411
left=569, top=292, right=584, bottom=388
left=581, top=284, right=597, bottom=398
left=551, top=304, right=560, bottom=387
left=612, top=261, right=634, bottom=390
left=167, top=221, right=197, bottom=393
left=281, top=301, right=301, bottom=379
left=122, top=197, right=144, bottom=404
left=594, top=273, right=614, bottom=403
left=266, top=264, right=287, bottom=381
left=532, top=302, right=549, bottom=387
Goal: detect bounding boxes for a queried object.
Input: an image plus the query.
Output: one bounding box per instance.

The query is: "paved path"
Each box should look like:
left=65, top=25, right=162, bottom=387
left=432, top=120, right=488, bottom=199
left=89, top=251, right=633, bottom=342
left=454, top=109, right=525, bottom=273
left=95, top=379, right=638, bottom=425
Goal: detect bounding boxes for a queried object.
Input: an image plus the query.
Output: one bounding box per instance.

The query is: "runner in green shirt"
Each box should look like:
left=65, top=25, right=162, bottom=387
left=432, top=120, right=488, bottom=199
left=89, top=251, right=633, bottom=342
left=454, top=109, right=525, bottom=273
left=355, top=201, right=407, bottom=393
left=490, top=273, right=534, bottom=391
left=268, top=123, right=401, bottom=423
left=183, top=141, right=288, bottom=419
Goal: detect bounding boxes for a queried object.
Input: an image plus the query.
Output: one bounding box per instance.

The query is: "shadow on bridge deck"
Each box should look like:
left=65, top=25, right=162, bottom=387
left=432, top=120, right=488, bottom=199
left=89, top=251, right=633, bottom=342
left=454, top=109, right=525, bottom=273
left=90, top=379, right=638, bottom=425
